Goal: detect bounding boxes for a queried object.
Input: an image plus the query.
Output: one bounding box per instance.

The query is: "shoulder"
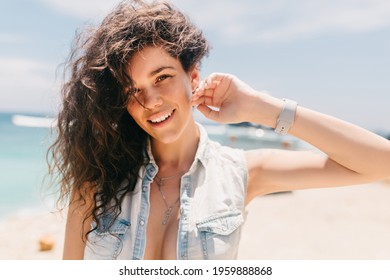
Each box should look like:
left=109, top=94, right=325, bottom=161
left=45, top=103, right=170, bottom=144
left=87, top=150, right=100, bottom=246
left=196, top=123, right=248, bottom=180
left=200, top=138, right=249, bottom=190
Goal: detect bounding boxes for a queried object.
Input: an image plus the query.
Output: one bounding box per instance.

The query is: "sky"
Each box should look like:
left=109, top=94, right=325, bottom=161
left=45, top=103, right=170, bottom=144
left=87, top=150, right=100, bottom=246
left=1, top=0, right=389, bottom=132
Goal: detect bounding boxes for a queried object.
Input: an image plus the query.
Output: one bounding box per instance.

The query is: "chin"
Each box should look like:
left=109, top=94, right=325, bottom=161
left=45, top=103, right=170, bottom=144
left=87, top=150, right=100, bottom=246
left=151, top=129, right=183, bottom=145
left=146, top=110, right=194, bottom=144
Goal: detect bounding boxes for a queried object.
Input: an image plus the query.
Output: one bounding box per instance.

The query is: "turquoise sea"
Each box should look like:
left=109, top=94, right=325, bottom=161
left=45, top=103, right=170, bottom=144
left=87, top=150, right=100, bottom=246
left=0, top=112, right=55, bottom=219
left=0, top=111, right=304, bottom=220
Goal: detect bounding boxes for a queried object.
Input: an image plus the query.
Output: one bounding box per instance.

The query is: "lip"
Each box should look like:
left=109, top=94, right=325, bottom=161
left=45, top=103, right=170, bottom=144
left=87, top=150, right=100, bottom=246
left=147, top=109, right=175, bottom=127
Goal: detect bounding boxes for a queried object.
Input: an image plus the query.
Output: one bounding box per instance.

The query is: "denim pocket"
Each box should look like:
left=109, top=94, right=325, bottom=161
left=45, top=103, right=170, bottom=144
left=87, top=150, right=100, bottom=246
left=84, top=215, right=130, bottom=260
left=196, top=211, right=244, bottom=259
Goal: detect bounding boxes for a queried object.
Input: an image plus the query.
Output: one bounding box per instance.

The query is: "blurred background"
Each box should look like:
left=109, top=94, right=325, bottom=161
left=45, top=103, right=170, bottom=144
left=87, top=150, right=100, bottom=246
left=0, top=0, right=389, bottom=259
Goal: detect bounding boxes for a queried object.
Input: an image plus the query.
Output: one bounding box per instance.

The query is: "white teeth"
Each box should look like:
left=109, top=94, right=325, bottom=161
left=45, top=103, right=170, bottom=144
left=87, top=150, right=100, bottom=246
left=150, top=111, right=173, bottom=123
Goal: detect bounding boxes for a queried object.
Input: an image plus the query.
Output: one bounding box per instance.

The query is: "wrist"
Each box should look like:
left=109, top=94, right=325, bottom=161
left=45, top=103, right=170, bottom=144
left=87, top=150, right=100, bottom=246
left=245, top=93, right=284, bottom=127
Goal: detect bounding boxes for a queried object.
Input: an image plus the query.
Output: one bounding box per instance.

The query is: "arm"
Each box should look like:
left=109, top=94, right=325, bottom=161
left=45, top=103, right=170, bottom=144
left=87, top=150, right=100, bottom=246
left=245, top=105, right=390, bottom=201
left=192, top=73, right=390, bottom=202
left=63, top=187, right=94, bottom=260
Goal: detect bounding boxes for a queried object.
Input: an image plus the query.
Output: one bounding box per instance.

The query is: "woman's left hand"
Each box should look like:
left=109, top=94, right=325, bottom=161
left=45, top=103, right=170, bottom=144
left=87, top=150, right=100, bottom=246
left=191, top=73, right=264, bottom=124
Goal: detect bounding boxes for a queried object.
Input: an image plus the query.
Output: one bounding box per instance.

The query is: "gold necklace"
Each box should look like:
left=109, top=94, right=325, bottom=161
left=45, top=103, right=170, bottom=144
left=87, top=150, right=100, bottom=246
left=155, top=173, right=182, bottom=225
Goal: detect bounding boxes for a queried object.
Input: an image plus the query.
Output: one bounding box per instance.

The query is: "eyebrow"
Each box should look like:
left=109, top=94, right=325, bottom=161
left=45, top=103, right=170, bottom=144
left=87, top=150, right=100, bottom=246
left=149, top=66, right=175, bottom=77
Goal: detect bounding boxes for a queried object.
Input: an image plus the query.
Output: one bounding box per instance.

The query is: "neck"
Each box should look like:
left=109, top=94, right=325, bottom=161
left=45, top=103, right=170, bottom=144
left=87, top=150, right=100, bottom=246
left=150, top=120, right=199, bottom=175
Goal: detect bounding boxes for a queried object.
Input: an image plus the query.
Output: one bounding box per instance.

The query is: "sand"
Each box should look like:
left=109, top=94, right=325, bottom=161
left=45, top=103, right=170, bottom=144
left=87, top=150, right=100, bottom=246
left=1, top=181, right=390, bottom=260
left=239, top=181, right=390, bottom=259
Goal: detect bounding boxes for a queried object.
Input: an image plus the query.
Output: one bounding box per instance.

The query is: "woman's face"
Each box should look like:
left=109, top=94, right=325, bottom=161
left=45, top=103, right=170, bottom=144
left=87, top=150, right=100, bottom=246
left=126, top=46, right=199, bottom=144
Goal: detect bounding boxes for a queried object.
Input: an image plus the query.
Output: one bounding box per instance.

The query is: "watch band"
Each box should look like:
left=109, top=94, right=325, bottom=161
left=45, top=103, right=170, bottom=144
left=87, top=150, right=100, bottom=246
left=274, top=99, right=298, bottom=135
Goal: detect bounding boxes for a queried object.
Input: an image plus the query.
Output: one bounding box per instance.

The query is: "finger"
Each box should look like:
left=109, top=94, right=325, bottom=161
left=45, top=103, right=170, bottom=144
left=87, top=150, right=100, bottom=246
left=193, top=81, right=206, bottom=97
left=191, top=95, right=203, bottom=106
left=202, top=87, right=215, bottom=97
left=191, top=95, right=219, bottom=108
left=205, top=76, right=220, bottom=90
left=194, top=84, right=214, bottom=98
left=196, top=104, right=220, bottom=122
left=191, top=91, right=200, bottom=100
left=206, top=73, right=232, bottom=92
left=203, top=96, right=221, bottom=107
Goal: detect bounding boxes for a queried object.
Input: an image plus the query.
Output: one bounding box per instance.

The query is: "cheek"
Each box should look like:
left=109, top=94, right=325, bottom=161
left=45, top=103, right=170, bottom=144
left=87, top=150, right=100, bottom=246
left=177, top=83, right=193, bottom=104
left=126, top=103, right=134, bottom=116
left=171, top=76, right=192, bottom=100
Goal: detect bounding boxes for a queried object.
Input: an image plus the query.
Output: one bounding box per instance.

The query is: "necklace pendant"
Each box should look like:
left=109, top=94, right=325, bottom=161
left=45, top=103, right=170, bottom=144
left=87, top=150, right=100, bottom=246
left=162, top=207, right=172, bottom=225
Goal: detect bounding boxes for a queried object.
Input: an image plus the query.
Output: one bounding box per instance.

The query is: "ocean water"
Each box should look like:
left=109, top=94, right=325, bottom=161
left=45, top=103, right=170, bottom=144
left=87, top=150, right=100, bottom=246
left=0, top=112, right=55, bottom=219
left=0, top=111, right=301, bottom=220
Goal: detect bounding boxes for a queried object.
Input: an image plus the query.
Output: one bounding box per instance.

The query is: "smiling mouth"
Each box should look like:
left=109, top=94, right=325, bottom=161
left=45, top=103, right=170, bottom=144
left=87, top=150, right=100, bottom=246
left=148, top=110, right=175, bottom=124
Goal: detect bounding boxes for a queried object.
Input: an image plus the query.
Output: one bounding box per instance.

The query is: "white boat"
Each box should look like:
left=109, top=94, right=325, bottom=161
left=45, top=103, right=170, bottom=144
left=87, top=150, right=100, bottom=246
left=11, top=114, right=57, bottom=128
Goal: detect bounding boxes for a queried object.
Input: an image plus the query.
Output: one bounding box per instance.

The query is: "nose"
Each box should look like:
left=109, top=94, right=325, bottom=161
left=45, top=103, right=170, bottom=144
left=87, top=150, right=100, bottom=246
left=141, top=87, right=163, bottom=110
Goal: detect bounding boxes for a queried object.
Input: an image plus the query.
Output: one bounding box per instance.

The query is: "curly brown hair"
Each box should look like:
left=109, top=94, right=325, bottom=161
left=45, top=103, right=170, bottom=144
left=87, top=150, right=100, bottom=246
left=47, top=0, right=209, bottom=240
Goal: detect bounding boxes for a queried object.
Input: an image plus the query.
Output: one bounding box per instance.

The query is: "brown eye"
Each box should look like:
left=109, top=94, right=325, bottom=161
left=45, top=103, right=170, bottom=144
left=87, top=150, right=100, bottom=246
left=156, top=74, right=171, bottom=83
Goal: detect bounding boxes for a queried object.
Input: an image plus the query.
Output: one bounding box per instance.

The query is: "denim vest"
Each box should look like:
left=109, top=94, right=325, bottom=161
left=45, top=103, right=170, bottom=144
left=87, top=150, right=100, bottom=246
left=84, top=124, right=248, bottom=260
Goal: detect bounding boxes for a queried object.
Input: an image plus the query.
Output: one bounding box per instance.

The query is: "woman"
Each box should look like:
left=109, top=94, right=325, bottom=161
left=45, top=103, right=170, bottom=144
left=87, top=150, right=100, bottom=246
left=48, top=0, right=390, bottom=260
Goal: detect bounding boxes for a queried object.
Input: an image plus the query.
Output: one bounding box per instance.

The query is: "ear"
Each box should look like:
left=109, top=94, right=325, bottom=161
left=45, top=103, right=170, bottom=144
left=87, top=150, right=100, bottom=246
left=189, top=67, right=200, bottom=93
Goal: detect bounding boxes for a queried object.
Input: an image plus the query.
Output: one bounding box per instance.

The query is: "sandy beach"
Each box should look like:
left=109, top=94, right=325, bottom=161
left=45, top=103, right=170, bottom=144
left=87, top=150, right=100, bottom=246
left=1, top=181, right=390, bottom=260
